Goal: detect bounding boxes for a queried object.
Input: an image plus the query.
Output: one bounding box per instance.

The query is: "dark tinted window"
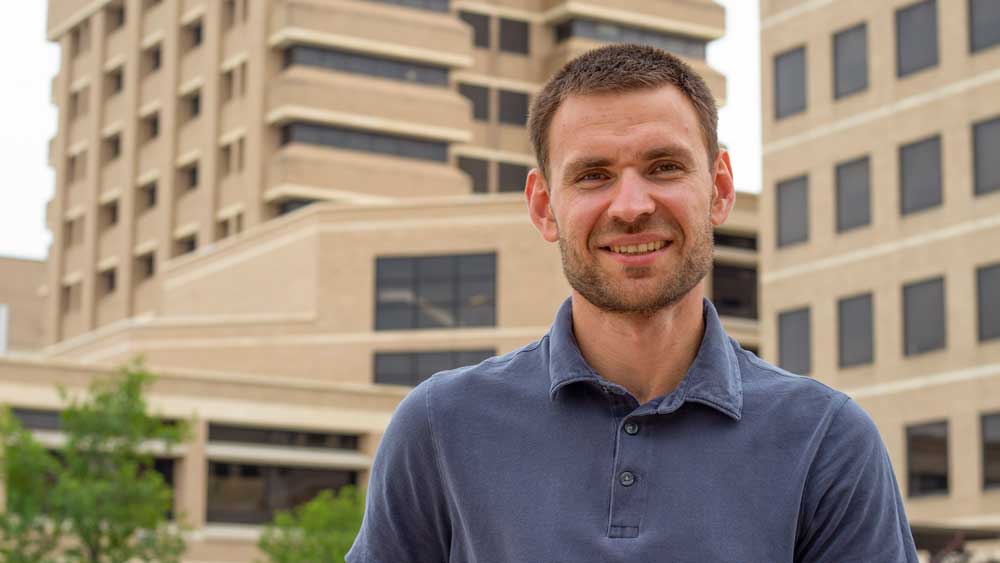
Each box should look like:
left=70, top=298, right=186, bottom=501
left=778, top=307, right=810, bottom=375
left=498, top=163, right=528, bottom=192
left=774, top=46, right=806, bottom=119
left=458, top=157, right=489, bottom=193
left=11, top=408, right=61, bottom=430
left=375, top=253, right=496, bottom=330
left=903, top=277, right=946, bottom=356
left=970, top=0, right=1000, bottom=52
left=776, top=175, right=809, bottom=247
left=281, top=123, right=447, bottom=162
left=208, top=424, right=359, bottom=450
left=896, top=0, right=938, bottom=77
left=374, top=349, right=495, bottom=386
left=838, top=293, right=874, bottom=368
left=899, top=135, right=942, bottom=215
left=499, top=18, right=529, bottom=54
left=552, top=19, right=707, bottom=59
left=978, top=262, right=1000, bottom=341
left=460, top=11, right=490, bottom=48
left=276, top=198, right=316, bottom=216
left=833, top=23, right=868, bottom=98
left=974, top=116, right=1000, bottom=196
left=498, top=90, right=529, bottom=126
left=714, top=232, right=757, bottom=250
left=367, top=0, right=448, bottom=12
left=907, top=421, right=948, bottom=496
left=206, top=462, right=357, bottom=524
left=284, top=45, right=448, bottom=86
left=458, top=83, right=489, bottom=122
left=712, top=263, right=757, bottom=319
left=983, top=413, right=1000, bottom=489
left=836, top=156, right=871, bottom=232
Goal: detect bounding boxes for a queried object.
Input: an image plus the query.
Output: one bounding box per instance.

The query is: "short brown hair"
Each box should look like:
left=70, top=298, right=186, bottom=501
left=528, top=44, right=719, bottom=178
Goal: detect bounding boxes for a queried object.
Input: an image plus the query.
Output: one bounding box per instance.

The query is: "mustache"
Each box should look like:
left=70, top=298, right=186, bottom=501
left=589, top=216, right=677, bottom=241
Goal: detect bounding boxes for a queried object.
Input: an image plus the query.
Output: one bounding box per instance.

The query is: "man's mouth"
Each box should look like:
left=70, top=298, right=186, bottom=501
left=603, top=240, right=668, bottom=255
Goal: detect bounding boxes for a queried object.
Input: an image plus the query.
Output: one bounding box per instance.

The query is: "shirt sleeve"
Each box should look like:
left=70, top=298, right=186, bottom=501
left=346, top=380, right=451, bottom=563
left=794, top=398, right=919, bottom=563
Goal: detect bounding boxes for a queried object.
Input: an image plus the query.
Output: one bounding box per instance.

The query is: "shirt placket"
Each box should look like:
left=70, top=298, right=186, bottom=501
left=605, top=388, right=648, bottom=539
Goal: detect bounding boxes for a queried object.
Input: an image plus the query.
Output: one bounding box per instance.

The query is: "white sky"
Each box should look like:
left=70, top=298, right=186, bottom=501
left=0, top=0, right=760, bottom=261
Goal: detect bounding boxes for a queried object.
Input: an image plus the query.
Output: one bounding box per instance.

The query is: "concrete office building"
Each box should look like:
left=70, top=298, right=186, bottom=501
left=1, top=0, right=756, bottom=560
left=761, top=0, right=1000, bottom=555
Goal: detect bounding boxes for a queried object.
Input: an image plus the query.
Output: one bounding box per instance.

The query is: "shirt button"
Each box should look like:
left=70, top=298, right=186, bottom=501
left=624, top=422, right=639, bottom=435
left=619, top=471, right=636, bottom=487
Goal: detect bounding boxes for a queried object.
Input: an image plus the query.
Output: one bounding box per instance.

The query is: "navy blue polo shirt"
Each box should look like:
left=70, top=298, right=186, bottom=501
left=348, top=299, right=918, bottom=562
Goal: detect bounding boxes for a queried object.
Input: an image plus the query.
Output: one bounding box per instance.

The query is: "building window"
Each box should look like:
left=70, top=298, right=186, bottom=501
left=970, top=0, right=1000, bottom=52
left=100, top=200, right=119, bottom=228
left=222, top=68, right=236, bottom=101
left=61, top=282, right=82, bottom=314
left=99, top=267, right=117, bottom=296
left=106, top=2, right=126, bottom=31
left=835, top=155, right=871, bottom=232
left=182, top=90, right=201, bottom=121
left=368, top=0, right=448, bottom=12
left=499, top=18, right=529, bottom=54
left=209, top=424, right=358, bottom=450
left=978, top=262, right=1000, bottom=342
left=375, top=253, right=496, bottom=330
left=281, top=122, right=448, bottom=162
left=974, top=116, right=1000, bottom=196
left=70, top=21, right=91, bottom=57
left=183, top=19, right=203, bottom=51
left=498, top=90, right=529, bottom=126
left=497, top=162, right=528, bottom=193
left=374, top=349, right=495, bottom=386
left=711, top=263, right=757, bottom=319
left=10, top=408, right=62, bottom=431
left=899, top=135, right=942, bottom=215
left=180, top=163, right=199, bottom=191
left=838, top=293, right=873, bottom=368
left=275, top=199, right=316, bottom=216
left=206, top=462, right=357, bottom=524
left=778, top=307, right=810, bottom=375
left=896, top=0, right=938, bottom=77
left=143, top=43, right=162, bottom=75
left=223, top=0, right=250, bottom=29
left=774, top=46, right=806, bottom=119
left=984, top=413, right=1000, bottom=489
left=142, top=113, right=160, bottom=142
left=458, top=157, right=488, bottom=193
left=553, top=19, right=707, bottom=60
left=140, top=181, right=157, bottom=210
left=105, top=66, right=124, bottom=95
left=906, top=420, right=949, bottom=497
left=216, top=214, right=243, bottom=239
left=283, top=45, right=449, bottom=86
left=137, top=252, right=155, bottom=279
left=714, top=232, right=757, bottom=250
left=175, top=234, right=197, bottom=256
left=63, top=218, right=81, bottom=248
left=833, top=23, right=867, bottom=98
left=458, top=83, right=489, bottom=122
left=776, top=175, right=808, bottom=247
left=66, top=152, right=87, bottom=184
left=460, top=11, right=490, bottom=48
left=69, top=88, right=88, bottom=120
left=103, top=133, right=122, bottom=162
left=903, top=276, right=946, bottom=356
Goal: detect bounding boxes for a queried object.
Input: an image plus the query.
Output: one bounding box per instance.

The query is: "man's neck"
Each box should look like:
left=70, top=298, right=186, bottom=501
left=571, top=287, right=706, bottom=405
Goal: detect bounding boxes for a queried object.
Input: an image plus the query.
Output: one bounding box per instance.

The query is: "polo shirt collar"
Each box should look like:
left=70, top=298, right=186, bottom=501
left=547, top=297, right=743, bottom=421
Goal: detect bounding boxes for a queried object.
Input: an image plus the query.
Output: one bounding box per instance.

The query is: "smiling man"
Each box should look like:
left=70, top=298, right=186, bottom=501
left=347, top=45, right=918, bottom=563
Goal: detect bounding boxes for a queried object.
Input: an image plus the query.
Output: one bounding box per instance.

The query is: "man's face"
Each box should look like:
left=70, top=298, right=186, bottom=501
left=529, top=86, right=733, bottom=316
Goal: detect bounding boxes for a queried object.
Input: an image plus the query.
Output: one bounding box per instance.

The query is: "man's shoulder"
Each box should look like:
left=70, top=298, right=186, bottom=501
left=736, top=344, right=846, bottom=403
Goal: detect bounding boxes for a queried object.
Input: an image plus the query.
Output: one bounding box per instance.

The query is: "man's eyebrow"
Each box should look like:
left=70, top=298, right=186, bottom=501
left=641, top=145, right=696, bottom=162
left=562, top=157, right=613, bottom=177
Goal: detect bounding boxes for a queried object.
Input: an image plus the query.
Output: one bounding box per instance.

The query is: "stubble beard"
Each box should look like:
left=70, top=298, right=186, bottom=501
left=557, top=214, right=714, bottom=317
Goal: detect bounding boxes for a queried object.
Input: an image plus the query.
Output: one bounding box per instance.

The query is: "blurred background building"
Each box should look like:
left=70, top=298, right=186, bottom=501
left=0, top=0, right=760, bottom=560
left=760, top=0, right=1000, bottom=555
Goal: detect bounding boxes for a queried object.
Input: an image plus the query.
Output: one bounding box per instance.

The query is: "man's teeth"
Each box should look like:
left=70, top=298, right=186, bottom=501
left=610, top=241, right=666, bottom=254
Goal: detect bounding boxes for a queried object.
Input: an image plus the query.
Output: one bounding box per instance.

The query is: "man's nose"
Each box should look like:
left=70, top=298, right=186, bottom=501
left=606, top=170, right=656, bottom=224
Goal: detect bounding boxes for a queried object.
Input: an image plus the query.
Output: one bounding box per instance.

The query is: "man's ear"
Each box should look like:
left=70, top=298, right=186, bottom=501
left=710, top=150, right=736, bottom=227
left=526, top=168, right=559, bottom=243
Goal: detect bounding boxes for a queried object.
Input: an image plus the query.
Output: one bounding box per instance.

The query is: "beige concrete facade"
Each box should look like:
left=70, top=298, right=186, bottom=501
left=0, top=257, right=48, bottom=354
left=760, top=0, right=1000, bottom=552
left=14, top=0, right=754, bottom=560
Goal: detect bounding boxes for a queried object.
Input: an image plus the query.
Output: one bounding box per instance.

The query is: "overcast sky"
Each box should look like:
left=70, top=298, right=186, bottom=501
left=0, top=0, right=760, bottom=261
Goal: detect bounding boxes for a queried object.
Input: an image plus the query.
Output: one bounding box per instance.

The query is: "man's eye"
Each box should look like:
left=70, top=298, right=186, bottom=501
left=578, top=172, right=607, bottom=182
left=654, top=162, right=681, bottom=173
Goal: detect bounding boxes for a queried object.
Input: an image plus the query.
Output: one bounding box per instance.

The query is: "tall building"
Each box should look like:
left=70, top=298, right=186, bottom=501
left=760, top=0, right=1000, bottom=556
left=3, top=0, right=756, bottom=559
left=0, top=257, right=47, bottom=355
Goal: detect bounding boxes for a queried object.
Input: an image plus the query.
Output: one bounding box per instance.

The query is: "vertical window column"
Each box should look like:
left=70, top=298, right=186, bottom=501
left=774, top=46, right=806, bottom=119
left=778, top=306, right=811, bottom=375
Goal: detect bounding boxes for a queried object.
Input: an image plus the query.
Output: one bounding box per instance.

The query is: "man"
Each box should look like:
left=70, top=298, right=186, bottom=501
left=347, top=45, right=918, bottom=562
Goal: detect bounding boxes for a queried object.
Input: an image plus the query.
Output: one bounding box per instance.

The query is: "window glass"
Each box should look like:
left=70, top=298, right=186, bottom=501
left=366, top=0, right=448, bottom=12
left=970, top=0, right=1000, bottom=52
left=711, top=263, right=758, bottom=319
left=498, top=90, right=529, bottom=126
left=498, top=163, right=528, bottom=192
left=458, top=83, right=489, bottom=122
left=460, top=11, right=490, bottom=48
left=778, top=307, right=810, bottom=375
left=836, top=156, right=871, bottom=232
left=284, top=45, right=448, bottom=86
left=11, top=408, right=62, bottom=430
left=838, top=293, right=874, bottom=368
left=206, top=463, right=356, bottom=524
left=906, top=421, right=948, bottom=496
left=896, top=0, right=938, bottom=77
left=974, top=116, right=1000, bottom=196
left=899, top=135, right=942, bottom=215
left=499, top=18, right=529, bottom=54
left=458, top=157, right=489, bottom=193
left=374, top=349, right=495, bottom=386
left=281, top=123, right=447, bottom=162
left=834, top=23, right=868, bottom=98
left=553, top=19, right=707, bottom=59
left=208, top=424, right=358, bottom=450
left=903, top=277, right=946, bottom=356
left=776, top=175, right=809, bottom=247
left=978, top=262, right=1000, bottom=341
left=713, top=232, right=757, bottom=250
left=774, top=46, right=806, bottom=119
left=983, top=413, right=1000, bottom=488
